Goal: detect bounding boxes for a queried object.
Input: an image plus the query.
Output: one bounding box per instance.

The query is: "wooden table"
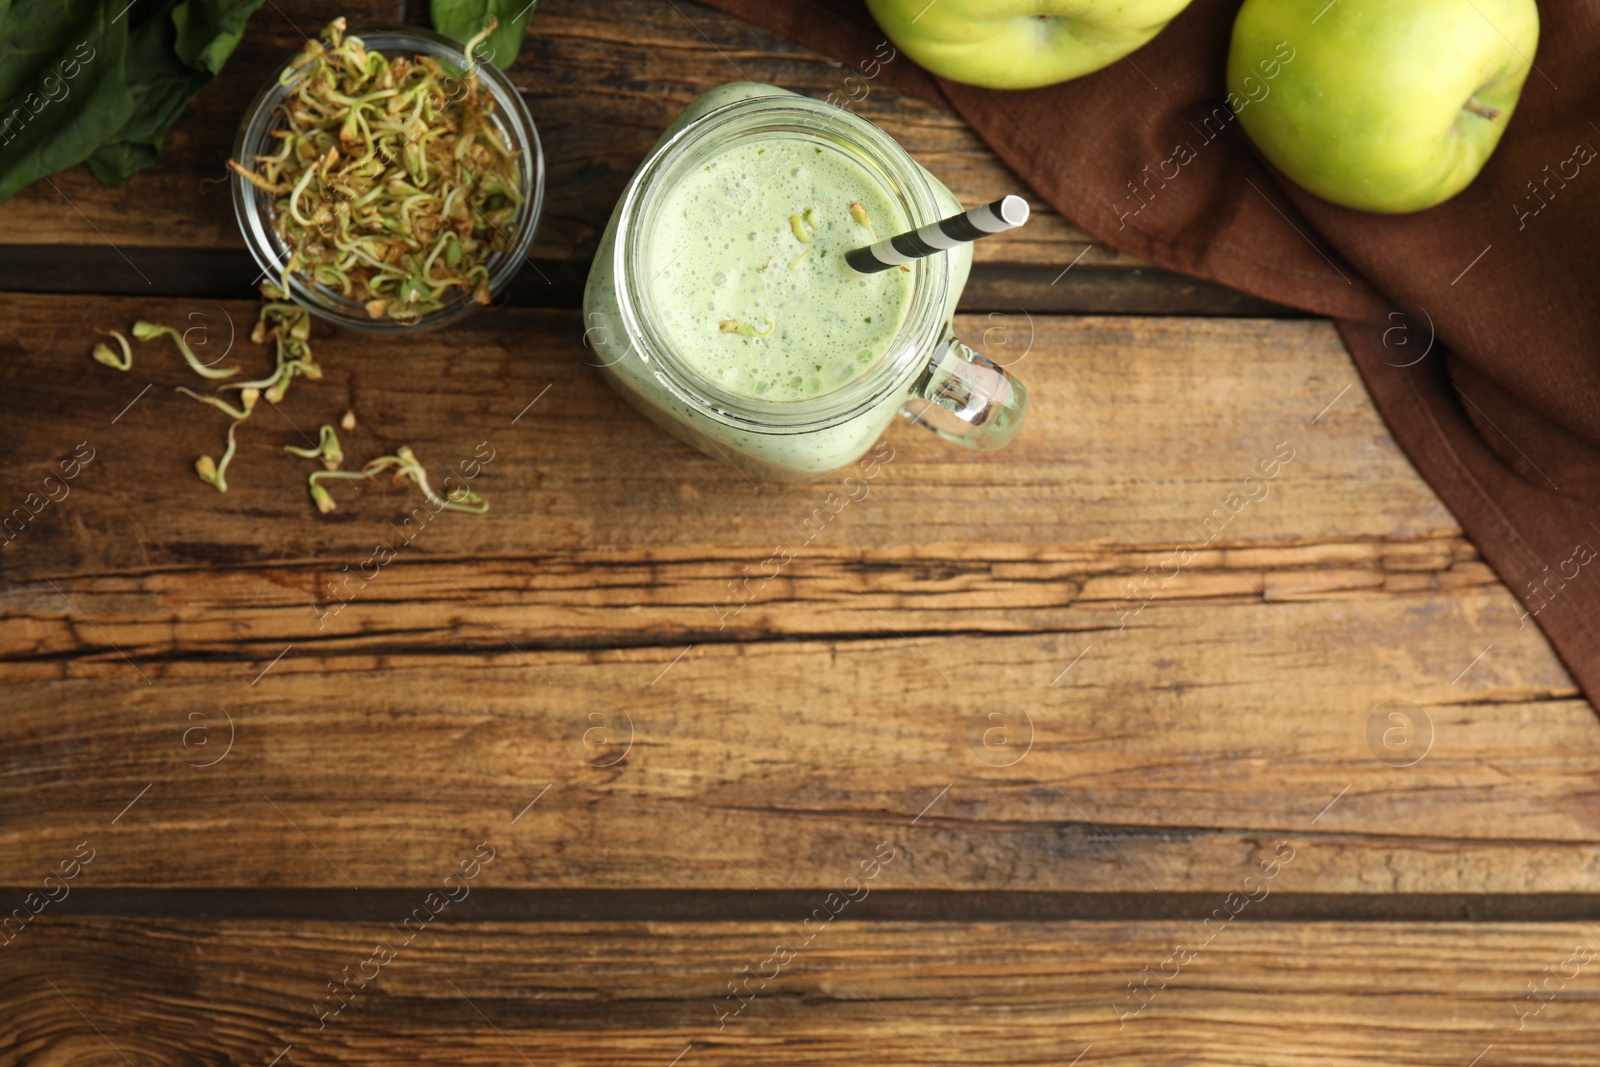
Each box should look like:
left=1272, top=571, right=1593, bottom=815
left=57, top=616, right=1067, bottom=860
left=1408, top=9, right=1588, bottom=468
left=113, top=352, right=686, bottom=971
left=2, top=2, right=1596, bottom=1063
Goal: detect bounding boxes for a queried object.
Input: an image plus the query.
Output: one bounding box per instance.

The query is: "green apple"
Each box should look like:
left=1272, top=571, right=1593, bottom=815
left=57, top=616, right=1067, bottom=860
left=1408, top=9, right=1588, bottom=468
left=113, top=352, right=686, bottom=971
left=1227, top=0, right=1539, bottom=213
left=864, top=0, right=1196, bottom=90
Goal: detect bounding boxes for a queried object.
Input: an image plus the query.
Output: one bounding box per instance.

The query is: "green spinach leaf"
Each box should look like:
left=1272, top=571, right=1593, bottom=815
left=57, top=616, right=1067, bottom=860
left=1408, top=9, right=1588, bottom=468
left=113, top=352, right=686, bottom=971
left=0, top=0, right=134, bottom=202
left=89, top=0, right=266, bottom=183
left=0, top=0, right=263, bottom=202
left=430, top=0, right=536, bottom=71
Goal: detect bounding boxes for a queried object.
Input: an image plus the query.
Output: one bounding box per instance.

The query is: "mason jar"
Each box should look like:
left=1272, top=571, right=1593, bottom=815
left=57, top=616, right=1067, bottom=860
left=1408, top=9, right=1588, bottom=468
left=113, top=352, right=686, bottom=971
left=582, top=84, right=1028, bottom=481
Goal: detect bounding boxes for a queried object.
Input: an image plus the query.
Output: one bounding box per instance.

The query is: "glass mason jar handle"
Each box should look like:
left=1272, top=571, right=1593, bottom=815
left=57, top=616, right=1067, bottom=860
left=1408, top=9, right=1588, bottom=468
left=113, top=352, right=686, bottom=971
left=899, top=338, right=1028, bottom=451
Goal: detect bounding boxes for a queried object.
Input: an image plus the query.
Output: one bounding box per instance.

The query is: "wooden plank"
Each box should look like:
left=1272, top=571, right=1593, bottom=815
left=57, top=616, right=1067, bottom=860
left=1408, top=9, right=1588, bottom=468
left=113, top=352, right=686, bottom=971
left=0, top=295, right=1452, bottom=568
left=0, top=596, right=1586, bottom=891
left=957, top=264, right=1300, bottom=317
left=0, top=295, right=1585, bottom=891
left=4, top=918, right=1598, bottom=1064
left=0, top=0, right=1112, bottom=264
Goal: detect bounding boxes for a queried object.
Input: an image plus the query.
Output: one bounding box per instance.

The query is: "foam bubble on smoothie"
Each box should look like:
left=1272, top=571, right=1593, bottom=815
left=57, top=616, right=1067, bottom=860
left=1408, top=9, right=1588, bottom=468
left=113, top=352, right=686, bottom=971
left=647, top=138, right=914, bottom=403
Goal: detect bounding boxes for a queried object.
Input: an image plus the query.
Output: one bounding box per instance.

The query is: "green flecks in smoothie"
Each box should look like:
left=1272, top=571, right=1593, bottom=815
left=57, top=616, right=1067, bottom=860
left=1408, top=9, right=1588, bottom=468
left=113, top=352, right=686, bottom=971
left=647, top=137, right=913, bottom=402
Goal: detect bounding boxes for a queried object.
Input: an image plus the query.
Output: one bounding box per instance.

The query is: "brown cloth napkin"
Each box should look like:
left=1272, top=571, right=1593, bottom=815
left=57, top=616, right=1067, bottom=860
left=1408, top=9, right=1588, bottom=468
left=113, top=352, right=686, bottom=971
left=703, top=0, right=1600, bottom=707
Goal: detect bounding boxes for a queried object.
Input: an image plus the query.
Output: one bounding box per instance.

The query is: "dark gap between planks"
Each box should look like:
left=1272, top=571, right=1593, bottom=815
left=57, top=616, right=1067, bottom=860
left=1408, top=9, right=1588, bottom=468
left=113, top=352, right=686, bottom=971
left=0, top=249, right=1305, bottom=317
left=19, top=889, right=1600, bottom=923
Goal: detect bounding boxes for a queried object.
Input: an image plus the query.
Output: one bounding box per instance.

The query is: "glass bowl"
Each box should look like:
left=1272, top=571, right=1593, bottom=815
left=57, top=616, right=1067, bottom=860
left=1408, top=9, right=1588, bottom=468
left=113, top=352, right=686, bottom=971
left=230, top=25, right=544, bottom=333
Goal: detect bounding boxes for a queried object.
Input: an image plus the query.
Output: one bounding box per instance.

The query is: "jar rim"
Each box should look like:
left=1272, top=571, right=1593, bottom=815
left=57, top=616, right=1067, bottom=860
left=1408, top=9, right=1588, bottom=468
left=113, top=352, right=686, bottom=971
left=613, top=95, right=949, bottom=433
left=230, top=24, right=545, bottom=334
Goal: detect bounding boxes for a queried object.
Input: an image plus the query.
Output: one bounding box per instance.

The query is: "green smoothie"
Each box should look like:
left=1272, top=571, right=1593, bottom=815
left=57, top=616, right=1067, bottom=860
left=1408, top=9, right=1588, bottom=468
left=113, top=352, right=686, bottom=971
left=646, top=139, right=915, bottom=402
left=583, top=84, right=979, bottom=479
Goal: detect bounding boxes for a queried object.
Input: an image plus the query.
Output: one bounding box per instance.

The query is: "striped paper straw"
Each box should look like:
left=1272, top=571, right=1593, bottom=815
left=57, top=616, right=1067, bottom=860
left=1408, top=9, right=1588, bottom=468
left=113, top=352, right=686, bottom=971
left=845, top=195, right=1030, bottom=274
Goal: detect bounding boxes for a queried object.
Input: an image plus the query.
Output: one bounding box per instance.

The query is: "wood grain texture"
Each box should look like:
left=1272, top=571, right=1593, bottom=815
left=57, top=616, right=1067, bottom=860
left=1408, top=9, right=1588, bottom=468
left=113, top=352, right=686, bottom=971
left=0, top=0, right=1132, bottom=276
left=4, top=918, right=1599, bottom=1065
left=0, top=5, right=1586, bottom=1058
left=0, top=296, right=1455, bottom=565
left=0, top=295, right=1584, bottom=891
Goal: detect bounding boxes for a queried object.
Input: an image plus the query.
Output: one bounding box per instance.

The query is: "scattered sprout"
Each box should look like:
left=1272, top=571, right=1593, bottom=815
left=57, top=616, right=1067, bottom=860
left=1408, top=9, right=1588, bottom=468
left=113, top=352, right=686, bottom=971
left=88, top=304, right=467, bottom=514
left=176, top=385, right=260, bottom=422
left=284, top=423, right=345, bottom=470
left=227, top=295, right=320, bottom=407
left=92, top=330, right=134, bottom=371
left=158, top=291, right=331, bottom=493
left=195, top=420, right=242, bottom=493
left=178, top=385, right=258, bottom=494
left=132, top=321, right=238, bottom=379
left=849, top=201, right=871, bottom=228
left=306, top=443, right=488, bottom=515
left=310, top=482, right=337, bottom=514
